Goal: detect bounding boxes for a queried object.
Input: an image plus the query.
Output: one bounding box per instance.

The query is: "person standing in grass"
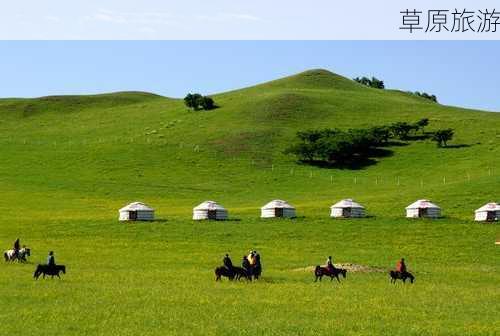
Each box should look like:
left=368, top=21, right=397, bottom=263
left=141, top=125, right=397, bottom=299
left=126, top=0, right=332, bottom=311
left=396, top=258, right=407, bottom=274
left=47, top=251, right=55, bottom=268
left=223, top=253, right=233, bottom=271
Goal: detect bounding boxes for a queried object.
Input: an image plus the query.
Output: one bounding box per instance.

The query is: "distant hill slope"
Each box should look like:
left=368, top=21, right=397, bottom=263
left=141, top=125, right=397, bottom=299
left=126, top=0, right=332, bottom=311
left=0, top=69, right=498, bottom=219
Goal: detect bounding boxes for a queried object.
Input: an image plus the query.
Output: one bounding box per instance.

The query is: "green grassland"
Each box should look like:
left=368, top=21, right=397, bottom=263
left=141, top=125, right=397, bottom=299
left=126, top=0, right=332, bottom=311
left=0, top=69, right=499, bottom=335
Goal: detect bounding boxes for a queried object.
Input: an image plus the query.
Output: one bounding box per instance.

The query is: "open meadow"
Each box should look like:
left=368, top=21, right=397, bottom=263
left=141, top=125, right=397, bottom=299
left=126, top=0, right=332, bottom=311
left=0, top=70, right=499, bottom=335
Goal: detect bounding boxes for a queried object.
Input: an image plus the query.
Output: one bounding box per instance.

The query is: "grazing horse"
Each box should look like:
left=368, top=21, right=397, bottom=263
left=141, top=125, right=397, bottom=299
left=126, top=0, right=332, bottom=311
left=389, top=270, right=415, bottom=284
left=215, top=266, right=235, bottom=281
left=4, top=247, right=31, bottom=263
left=33, top=264, right=66, bottom=280
left=314, top=266, right=347, bottom=282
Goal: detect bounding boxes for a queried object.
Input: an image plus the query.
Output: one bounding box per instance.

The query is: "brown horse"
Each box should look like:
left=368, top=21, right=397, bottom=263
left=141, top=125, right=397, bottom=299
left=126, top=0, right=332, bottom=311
left=389, top=270, right=415, bottom=284
left=314, top=266, right=347, bottom=282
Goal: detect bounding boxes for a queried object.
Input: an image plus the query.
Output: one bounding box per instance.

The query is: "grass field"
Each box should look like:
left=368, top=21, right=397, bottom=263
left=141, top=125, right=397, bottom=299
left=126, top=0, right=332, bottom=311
left=0, top=69, right=499, bottom=335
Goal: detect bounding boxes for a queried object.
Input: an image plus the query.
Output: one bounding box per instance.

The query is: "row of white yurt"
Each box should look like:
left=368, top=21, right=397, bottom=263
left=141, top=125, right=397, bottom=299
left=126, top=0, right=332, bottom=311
left=118, top=200, right=500, bottom=222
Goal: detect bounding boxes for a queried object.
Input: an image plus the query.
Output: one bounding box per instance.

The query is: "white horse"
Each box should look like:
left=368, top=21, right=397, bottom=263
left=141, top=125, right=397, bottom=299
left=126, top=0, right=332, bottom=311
left=4, top=247, right=31, bottom=262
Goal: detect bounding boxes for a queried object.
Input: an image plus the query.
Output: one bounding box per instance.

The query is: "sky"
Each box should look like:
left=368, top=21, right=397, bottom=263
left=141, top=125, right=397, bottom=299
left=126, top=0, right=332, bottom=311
left=1, top=0, right=500, bottom=39
left=1, top=41, right=499, bottom=112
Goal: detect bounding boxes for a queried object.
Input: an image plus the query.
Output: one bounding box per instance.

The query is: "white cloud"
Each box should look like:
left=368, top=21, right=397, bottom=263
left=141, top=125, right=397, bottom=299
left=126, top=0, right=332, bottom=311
left=83, top=9, right=173, bottom=26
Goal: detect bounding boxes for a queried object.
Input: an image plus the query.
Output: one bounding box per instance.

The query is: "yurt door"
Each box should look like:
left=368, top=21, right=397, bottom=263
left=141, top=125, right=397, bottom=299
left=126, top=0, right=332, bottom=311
left=342, top=208, right=351, bottom=217
left=208, top=210, right=217, bottom=220
left=418, top=208, right=426, bottom=217
left=129, top=211, right=138, bottom=221
left=486, top=211, right=495, bottom=221
left=275, top=208, right=284, bottom=217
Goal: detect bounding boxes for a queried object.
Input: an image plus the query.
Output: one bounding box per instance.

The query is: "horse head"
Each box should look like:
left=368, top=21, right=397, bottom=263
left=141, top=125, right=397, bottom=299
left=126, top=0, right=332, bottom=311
left=341, top=269, right=347, bottom=278
left=61, top=265, right=66, bottom=274
left=24, top=248, right=31, bottom=256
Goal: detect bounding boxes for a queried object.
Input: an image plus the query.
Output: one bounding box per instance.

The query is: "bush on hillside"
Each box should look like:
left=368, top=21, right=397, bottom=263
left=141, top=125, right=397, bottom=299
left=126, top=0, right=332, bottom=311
left=432, top=129, right=454, bottom=147
left=285, top=118, right=444, bottom=167
left=184, top=93, right=217, bottom=111
left=353, top=76, right=385, bottom=89
left=413, top=91, right=438, bottom=103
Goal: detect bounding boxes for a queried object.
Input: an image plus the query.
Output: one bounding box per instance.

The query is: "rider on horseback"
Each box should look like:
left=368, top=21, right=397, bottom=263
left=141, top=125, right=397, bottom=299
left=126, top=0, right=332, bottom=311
left=396, top=258, right=407, bottom=274
left=242, top=255, right=251, bottom=276
left=13, top=238, right=20, bottom=259
left=223, top=253, right=233, bottom=271
left=326, top=256, right=334, bottom=271
left=47, top=251, right=55, bottom=268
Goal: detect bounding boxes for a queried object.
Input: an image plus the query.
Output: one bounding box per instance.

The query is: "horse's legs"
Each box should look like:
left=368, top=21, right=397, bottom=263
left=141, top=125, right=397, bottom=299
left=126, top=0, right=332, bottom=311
left=57, top=273, right=61, bottom=279
left=335, top=275, right=341, bottom=283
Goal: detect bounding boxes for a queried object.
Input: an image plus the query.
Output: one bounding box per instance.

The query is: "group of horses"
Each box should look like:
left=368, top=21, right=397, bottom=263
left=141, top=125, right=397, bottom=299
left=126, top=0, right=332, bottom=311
left=3, top=246, right=67, bottom=280
left=216, top=261, right=414, bottom=284
left=5, top=246, right=413, bottom=283
left=215, top=261, right=262, bottom=281
left=315, top=265, right=415, bottom=284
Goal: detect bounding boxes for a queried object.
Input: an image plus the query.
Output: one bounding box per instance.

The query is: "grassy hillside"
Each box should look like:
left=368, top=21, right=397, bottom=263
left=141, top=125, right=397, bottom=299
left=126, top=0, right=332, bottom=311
left=0, top=69, right=499, bottom=335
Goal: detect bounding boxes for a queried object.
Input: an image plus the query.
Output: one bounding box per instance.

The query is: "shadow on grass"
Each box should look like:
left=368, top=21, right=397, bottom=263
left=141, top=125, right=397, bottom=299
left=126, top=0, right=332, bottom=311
left=299, top=148, right=393, bottom=170
left=442, top=144, right=473, bottom=149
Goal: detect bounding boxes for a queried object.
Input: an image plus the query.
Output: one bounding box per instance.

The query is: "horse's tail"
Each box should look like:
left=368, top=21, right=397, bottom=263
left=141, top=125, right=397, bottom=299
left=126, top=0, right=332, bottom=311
left=3, top=252, right=7, bottom=261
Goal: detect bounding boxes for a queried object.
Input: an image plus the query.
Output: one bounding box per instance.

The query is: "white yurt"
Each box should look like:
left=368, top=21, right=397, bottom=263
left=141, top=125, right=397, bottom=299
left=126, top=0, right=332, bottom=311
left=330, top=199, right=365, bottom=218
left=119, top=202, right=155, bottom=221
left=193, top=201, right=228, bottom=220
left=406, top=199, right=441, bottom=218
left=474, top=202, right=500, bottom=222
left=261, top=200, right=296, bottom=218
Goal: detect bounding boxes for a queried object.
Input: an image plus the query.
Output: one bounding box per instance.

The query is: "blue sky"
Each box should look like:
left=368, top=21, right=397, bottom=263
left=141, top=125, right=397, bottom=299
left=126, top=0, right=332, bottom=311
left=1, top=41, right=499, bottom=111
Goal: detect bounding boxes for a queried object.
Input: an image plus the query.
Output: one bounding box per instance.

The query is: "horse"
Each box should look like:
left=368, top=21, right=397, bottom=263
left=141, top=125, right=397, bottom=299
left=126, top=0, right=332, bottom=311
left=233, top=266, right=251, bottom=281
left=33, top=264, right=66, bottom=280
left=389, top=270, right=415, bottom=284
left=4, top=247, right=31, bottom=263
left=215, top=266, right=235, bottom=281
left=314, top=265, right=347, bottom=282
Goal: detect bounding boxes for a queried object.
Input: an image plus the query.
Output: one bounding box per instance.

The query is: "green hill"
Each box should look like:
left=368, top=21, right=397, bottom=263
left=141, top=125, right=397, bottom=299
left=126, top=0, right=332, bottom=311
left=0, top=69, right=499, bottom=335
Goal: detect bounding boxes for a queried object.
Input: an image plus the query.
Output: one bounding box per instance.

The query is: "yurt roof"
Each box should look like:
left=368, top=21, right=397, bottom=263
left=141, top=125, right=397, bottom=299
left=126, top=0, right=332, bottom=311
left=405, top=199, right=440, bottom=210
left=475, top=202, right=500, bottom=213
left=261, top=199, right=295, bottom=210
left=193, top=201, right=226, bottom=211
left=331, top=199, right=364, bottom=209
left=119, top=202, right=154, bottom=212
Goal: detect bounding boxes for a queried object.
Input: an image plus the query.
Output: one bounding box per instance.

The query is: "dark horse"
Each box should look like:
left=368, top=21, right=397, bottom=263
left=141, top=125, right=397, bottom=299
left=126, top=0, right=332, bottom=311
left=389, top=270, right=415, bottom=284
left=314, top=266, right=347, bottom=282
left=233, top=266, right=252, bottom=281
left=215, top=266, right=235, bottom=281
left=33, top=264, right=66, bottom=280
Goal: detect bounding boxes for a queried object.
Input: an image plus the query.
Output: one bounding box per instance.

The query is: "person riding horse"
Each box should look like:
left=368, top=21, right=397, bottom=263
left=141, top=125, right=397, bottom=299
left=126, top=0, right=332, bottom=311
left=223, top=253, right=233, bottom=271
left=47, top=251, right=56, bottom=268
left=326, top=256, right=334, bottom=272
left=242, top=255, right=251, bottom=276
left=13, top=238, right=20, bottom=260
left=396, top=258, right=407, bottom=274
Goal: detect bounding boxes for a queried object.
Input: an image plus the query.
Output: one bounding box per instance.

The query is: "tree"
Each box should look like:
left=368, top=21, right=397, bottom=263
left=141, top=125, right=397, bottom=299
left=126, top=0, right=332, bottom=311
left=415, top=118, right=429, bottom=133
left=200, top=96, right=215, bottom=110
left=184, top=93, right=203, bottom=110
left=184, top=93, right=216, bottom=111
left=390, top=122, right=414, bottom=140
left=370, top=77, right=385, bottom=89
left=432, top=129, right=454, bottom=147
left=353, top=76, right=385, bottom=89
